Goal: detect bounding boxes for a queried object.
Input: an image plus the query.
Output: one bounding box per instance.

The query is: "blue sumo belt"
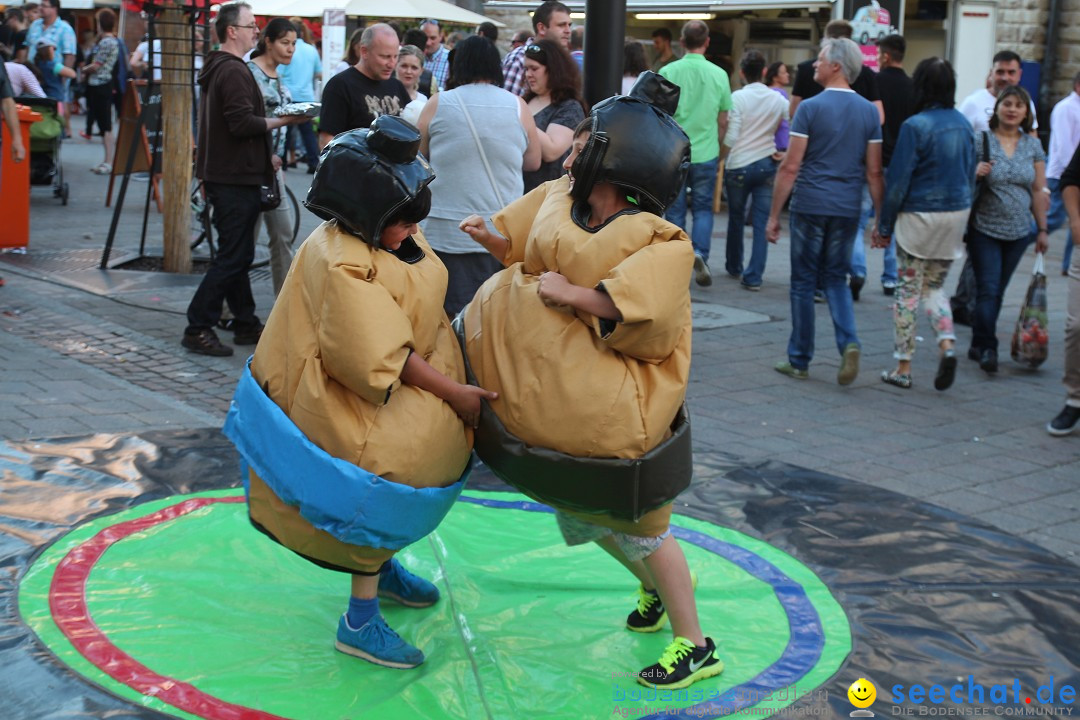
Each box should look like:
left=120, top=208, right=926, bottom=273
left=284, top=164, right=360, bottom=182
left=223, top=359, right=469, bottom=550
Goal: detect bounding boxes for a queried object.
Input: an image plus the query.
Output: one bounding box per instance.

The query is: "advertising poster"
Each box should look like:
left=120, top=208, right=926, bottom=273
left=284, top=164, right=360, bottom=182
left=322, top=9, right=346, bottom=95
left=843, top=0, right=904, bottom=69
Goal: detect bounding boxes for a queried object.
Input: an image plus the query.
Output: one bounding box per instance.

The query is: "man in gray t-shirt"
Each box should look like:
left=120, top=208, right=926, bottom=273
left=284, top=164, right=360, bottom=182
left=766, top=38, right=883, bottom=383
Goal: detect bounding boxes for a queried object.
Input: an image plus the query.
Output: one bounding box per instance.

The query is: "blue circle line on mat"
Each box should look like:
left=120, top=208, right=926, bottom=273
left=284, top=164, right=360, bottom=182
left=456, top=494, right=827, bottom=720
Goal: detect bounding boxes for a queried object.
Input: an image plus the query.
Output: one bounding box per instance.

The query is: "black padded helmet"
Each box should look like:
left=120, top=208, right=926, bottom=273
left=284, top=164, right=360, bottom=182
left=304, top=115, right=435, bottom=245
left=569, top=72, right=690, bottom=216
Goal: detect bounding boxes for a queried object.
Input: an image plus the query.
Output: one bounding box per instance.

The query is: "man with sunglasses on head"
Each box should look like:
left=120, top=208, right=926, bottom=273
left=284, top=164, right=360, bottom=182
left=181, top=2, right=306, bottom=357
left=501, top=0, right=571, bottom=96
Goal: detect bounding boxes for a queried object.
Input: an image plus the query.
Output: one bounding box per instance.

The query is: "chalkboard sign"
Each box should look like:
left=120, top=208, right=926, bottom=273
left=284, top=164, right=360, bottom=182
left=139, top=81, right=163, bottom=174
left=107, top=79, right=162, bottom=211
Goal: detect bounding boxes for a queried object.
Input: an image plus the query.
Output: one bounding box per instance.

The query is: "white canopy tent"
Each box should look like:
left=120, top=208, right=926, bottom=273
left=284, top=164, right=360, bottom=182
left=3, top=0, right=120, bottom=8
left=248, top=0, right=503, bottom=25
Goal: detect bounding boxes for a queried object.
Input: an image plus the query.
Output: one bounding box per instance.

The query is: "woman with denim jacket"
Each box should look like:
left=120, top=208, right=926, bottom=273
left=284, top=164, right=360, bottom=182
left=873, top=58, right=976, bottom=390
left=966, top=84, right=1049, bottom=374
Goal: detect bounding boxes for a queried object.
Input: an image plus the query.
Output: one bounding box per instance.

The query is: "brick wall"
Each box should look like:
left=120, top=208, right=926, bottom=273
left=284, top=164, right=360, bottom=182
left=484, top=8, right=535, bottom=56
left=996, top=0, right=1080, bottom=108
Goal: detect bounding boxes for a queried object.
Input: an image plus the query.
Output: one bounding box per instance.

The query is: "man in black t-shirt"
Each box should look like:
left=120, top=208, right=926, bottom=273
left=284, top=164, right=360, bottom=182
left=874, top=35, right=912, bottom=168
left=319, top=23, right=410, bottom=149
left=873, top=34, right=913, bottom=294
left=0, top=8, right=29, bottom=62
left=790, top=19, right=882, bottom=121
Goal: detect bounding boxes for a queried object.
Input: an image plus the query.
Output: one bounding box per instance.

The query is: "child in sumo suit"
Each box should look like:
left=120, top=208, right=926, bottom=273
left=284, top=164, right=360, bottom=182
left=455, top=74, right=723, bottom=690
left=225, top=115, right=496, bottom=669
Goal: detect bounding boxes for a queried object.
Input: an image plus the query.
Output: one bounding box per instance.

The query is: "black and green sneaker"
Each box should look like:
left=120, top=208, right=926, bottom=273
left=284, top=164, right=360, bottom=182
left=637, top=636, right=724, bottom=690
left=626, top=585, right=666, bottom=633
left=626, top=572, right=697, bottom=633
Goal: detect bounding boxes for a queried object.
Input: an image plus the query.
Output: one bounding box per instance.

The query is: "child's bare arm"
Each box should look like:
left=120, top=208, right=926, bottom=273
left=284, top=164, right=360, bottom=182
left=459, top=214, right=509, bottom=261
left=400, top=352, right=497, bottom=428
left=537, top=272, right=622, bottom=321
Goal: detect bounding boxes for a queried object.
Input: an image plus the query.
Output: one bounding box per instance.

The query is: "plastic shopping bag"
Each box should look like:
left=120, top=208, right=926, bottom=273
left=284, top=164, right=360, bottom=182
left=1010, top=252, right=1049, bottom=368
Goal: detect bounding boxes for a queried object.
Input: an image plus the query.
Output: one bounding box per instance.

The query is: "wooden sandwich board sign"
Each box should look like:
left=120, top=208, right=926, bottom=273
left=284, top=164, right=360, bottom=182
left=107, top=79, right=162, bottom=212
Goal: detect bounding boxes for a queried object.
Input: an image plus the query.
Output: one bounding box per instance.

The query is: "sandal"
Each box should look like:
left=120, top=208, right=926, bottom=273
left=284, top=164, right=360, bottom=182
left=880, top=370, right=912, bottom=389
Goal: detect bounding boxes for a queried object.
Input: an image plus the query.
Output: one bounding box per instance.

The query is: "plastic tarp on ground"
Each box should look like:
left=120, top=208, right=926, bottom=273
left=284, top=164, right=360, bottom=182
left=1, top=429, right=1078, bottom=720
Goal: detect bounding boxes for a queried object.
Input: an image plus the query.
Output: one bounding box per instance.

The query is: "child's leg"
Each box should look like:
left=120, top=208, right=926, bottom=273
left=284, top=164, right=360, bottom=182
left=642, top=535, right=705, bottom=647
left=595, top=534, right=655, bottom=590
left=350, top=573, right=378, bottom=599
left=336, top=565, right=425, bottom=669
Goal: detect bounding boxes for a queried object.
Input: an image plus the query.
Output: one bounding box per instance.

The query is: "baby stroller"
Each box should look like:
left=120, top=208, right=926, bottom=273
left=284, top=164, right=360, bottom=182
left=17, top=96, right=69, bottom=205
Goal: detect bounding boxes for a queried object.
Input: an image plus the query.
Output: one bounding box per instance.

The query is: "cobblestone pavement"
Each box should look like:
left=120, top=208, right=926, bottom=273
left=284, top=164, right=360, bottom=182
left=2, top=140, right=1078, bottom=559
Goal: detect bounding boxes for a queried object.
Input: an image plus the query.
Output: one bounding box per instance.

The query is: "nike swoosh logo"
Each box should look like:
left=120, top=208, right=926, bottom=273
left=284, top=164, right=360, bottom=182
left=688, top=653, right=712, bottom=673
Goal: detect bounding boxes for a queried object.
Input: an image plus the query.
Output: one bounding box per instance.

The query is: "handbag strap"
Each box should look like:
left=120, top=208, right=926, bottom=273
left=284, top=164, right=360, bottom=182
left=450, top=91, right=506, bottom=208
left=981, top=130, right=990, bottom=163
left=1033, top=252, right=1045, bottom=276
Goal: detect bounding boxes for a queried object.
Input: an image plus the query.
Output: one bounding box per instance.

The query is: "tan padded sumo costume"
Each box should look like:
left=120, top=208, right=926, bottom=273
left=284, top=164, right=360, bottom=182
left=228, top=119, right=472, bottom=574
left=457, top=75, right=695, bottom=537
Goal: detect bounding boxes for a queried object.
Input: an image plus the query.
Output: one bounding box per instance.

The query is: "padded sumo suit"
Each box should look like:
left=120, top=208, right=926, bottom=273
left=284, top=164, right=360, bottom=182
left=458, top=76, right=695, bottom=538
left=225, top=119, right=472, bottom=574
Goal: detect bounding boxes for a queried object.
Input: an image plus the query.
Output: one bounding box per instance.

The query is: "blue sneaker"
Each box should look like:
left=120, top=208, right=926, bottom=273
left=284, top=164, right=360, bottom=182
left=335, top=613, right=425, bottom=669
left=378, top=557, right=440, bottom=608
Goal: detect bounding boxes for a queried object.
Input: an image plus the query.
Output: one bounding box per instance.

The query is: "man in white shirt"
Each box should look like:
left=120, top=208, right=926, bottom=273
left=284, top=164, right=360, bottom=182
left=1047, top=71, right=1080, bottom=275
left=958, top=50, right=1038, bottom=133
left=720, top=49, right=789, bottom=290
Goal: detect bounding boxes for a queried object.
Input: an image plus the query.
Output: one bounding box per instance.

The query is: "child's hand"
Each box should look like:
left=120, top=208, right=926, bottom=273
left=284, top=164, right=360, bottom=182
left=449, top=384, right=498, bottom=428
left=459, top=214, right=489, bottom=244
left=537, top=271, right=574, bottom=307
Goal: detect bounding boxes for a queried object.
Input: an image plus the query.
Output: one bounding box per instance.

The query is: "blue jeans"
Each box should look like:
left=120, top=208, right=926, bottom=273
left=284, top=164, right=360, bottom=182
left=665, top=157, right=719, bottom=262
left=787, top=212, right=861, bottom=370
left=967, top=226, right=1032, bottom=352
left=724, top=156, right=776, bottom=285
left=287, top=119, right=320, bottom=167
left=848, top=184, right=897, bottom=286
left=1048, top=178, right=1074, bottom=272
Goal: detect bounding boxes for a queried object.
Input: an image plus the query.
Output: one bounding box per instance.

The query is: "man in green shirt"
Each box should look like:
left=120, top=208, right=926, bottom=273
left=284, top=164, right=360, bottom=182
left=660, top=20, right=732, bottom=286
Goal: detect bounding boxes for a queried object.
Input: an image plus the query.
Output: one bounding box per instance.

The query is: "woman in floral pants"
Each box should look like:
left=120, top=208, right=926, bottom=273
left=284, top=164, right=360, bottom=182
left=874, top=57, right=976, bottom=390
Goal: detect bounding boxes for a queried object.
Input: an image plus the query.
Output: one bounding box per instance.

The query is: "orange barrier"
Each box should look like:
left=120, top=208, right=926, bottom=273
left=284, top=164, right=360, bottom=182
left=0, top=105, right=42, bottom=249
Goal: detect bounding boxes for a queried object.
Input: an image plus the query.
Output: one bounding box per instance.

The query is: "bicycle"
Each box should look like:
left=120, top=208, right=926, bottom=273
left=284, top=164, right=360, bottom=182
left=189, top=177, right=301, bottom=269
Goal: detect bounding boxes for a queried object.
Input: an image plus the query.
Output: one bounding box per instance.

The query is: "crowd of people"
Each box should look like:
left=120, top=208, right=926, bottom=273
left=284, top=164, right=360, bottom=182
left=169, top=1, right=1077, bottom=425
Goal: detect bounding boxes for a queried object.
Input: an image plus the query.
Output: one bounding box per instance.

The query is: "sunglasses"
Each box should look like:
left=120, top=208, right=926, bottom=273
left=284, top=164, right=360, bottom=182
left=524, top=44, right=546, bottom=60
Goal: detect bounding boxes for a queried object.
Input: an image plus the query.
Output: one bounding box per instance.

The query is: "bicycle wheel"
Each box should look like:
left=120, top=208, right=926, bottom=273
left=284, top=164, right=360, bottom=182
left=189, top=178, right=213, bottom=256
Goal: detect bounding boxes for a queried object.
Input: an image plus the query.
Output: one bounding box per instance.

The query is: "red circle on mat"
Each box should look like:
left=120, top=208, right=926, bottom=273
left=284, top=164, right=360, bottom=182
left=48, top=495, right=288, bottom=720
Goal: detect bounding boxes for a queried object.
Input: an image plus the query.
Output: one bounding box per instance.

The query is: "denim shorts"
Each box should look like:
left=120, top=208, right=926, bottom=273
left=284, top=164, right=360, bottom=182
left=554, top=510, right=669, bottom=563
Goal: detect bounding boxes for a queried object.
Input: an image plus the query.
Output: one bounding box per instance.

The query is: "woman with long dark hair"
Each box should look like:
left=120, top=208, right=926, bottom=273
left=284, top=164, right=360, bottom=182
left=522, top=38, right=587, bottom=192
left=417, top=35, right=540, bottom=316
left=622, top=38, right=648, bottom=94
left=872, top=58, right=976, bottom=390
left=247, top=17, right=297, bottom=294
left=965, top=84, right=1049, bottom=374
left=765, top=61, right=790, bottom=154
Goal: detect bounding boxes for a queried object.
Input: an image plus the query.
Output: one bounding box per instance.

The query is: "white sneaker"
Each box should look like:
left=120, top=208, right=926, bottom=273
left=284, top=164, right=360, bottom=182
left=693, top=254, right=712, bottom=287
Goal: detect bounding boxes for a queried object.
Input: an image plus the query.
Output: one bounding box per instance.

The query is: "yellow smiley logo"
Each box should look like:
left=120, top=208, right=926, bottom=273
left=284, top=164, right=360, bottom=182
left=848, top=678, right=877, bottom=708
